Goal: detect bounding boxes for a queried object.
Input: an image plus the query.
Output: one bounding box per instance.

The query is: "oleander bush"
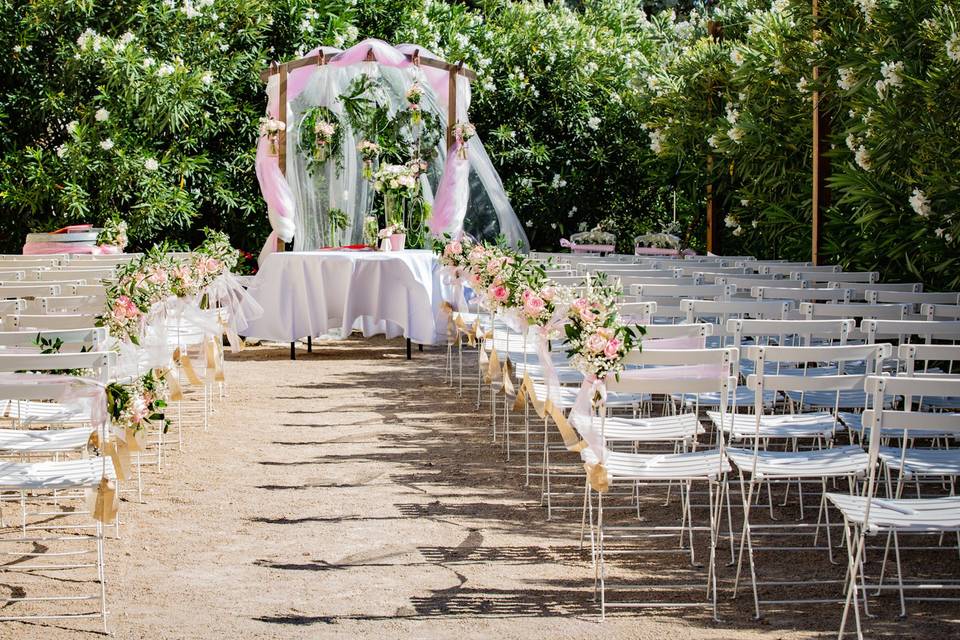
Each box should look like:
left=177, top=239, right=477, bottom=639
left=1, top=0, right=958, bottom=285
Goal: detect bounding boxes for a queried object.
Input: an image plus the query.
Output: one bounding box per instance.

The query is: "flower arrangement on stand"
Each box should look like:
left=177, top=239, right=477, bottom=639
left=96, top=216, right=128, bottom=251
left=372, top=162, right=421, bottom=245
left=258, top=117, right=285, bottom=156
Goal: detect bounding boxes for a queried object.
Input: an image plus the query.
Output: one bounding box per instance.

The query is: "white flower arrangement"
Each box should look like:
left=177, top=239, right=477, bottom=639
left=371, top=163, right=421, bottom=199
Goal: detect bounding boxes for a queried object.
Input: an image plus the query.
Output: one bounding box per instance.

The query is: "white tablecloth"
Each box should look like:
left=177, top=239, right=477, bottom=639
left=242, top=250, right=446, bottom=345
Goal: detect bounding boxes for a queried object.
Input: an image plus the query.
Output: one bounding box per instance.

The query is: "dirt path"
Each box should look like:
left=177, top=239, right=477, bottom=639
left=7, top=337, right=953, bottom=639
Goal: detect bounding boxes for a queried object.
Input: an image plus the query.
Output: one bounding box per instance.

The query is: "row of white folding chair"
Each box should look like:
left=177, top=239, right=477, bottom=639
left=753, top=285, right=853, bottom=303
left=923, top=303, right=960, bottom=320
left=0, top=283, right=106, bottom=298
left=839, top=282, right=923, bottom=300
left=759, top=263, right=841, bottom=276
left=831, top=374, right=960, bottom=640
left=21, top=295, right=106, bottom=315
left=867, top=290, right=960, bottom=308
left=0, top=350, right=116, bottom=630
left=793, top=271, right=880, bottom=285
left=3, top=314, right=98, bottom=331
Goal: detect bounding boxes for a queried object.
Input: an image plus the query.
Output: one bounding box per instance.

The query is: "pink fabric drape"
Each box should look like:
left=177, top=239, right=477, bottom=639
left=560, top=239, right=616, bottom=254
left=429, top=142, right=469, bottom=237
left=23, top=243, right=120, bottom=256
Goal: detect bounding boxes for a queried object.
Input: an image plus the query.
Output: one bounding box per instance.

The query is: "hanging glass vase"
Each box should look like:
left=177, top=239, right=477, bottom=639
left=314, top=140, right=328, bottom=163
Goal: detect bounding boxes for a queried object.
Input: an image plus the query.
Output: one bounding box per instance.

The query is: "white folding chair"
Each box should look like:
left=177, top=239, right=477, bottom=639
left=585, top=347, right=737, bottom=620
left=729, top=343, right=891, bottom=619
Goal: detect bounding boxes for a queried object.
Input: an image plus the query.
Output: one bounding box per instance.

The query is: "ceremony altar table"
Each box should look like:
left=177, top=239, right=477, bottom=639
left=241, top=250, right=448, bottom=357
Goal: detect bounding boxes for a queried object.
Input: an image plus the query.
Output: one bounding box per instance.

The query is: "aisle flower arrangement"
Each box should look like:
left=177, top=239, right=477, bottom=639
left=563, top=277, right=642, bottom=379
left=433, top=236, right=641, bottom=376
left=97, top=229, right=241, bottom=436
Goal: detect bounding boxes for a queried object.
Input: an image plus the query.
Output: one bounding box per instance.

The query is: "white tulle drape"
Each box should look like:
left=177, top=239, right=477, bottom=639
left=262, top=39, right=529, bottom=255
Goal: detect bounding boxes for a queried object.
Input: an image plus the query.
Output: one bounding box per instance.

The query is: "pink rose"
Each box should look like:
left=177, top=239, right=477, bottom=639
left=486, top=257, right=504, bottom=276
left=444, top=240, right=463, bottom=257
left=524, top=295, right=546, bottom=318
left=147, top=267, right=168, bottom=285
left=572, top=298, right=589, bottom=310
left=603, top=338, right=622, bottom=358
left=488, top=284, right=509, bottom=302
left=585, top=332, right=608, bottom=353
left=468, top=246, right=486, bottom=263
left=579, top=306, right=598, bottom=323
left=540, top=286, right=556, bottom=302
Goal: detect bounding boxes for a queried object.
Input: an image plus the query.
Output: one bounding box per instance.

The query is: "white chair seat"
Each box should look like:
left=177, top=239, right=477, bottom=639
left=2, top=400, right=92, bottom=424
left=677, top=387, right=777, bottom=409
left=826, top=494, right=960, bottom=533
left=918, top=396, right=960, bottom=409
left=0, top=457, right=116, bottom=490
left=582, top=447, right=730, bottom=481
left=838, top=412, right=952, bottom=439
left=706, top=410, right=841, bottom=439
left=0, top=427, right=92, bottom=453
left=877, top=447, right=960, bottom=478
left=597, top=413, right=703, bottom=443
left=726, top=445, right=868, bottom=479
left=784, top=389, right=869, bottom=410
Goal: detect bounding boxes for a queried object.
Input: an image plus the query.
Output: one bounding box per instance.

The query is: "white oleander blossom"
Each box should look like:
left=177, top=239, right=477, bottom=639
left=947, top=34, right=960, bottom=63
left=727, top=127, right=744, bottom=143
left=855, top=145, right=872, bottom=171
left=66, top=120, right=79, bottom=135
left=707, top=134, right=719, bottom=149
left=855, top=0, right=876, bottom=24
left=771, top=0, right=790, bottom=13
left=144, top=157, right=159, bottom=171
left=732, top=226, right=743, bottom=237
left=837, top=67, right=856, bottom=90
left=730, top=48, right=745, bottom=66
left=648, top=129, right=664, bottom=154
left=935, top=228, right=944, bottom=238
left=56, top=144, right=67, bottom=158
left=724, top=215, right=738, bottom=228
left=157, top=63, right=175, bottom=77
left=725, top=104, right=739, bottom=125
left=95, top=108, right=109, bottom=122
left=586, top=116, right=601, bottom=130
left=875, top=60, right=904, bottom=98
left=100, top=138, right=114, bottom=151
left=909, top=188, right=931, bottom=218
left=845, top=133, right=859, bottom=152
left=796, top=77, right=809, bottom=93
left=201, top=71, right=213, bottom=85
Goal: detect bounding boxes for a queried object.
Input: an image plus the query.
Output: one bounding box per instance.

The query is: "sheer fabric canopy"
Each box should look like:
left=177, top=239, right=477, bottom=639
left=256, top=39, right=528, bottom=260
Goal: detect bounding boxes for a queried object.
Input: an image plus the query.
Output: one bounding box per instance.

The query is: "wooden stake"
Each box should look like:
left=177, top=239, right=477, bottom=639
left=811, top=0, right=830, bottom=265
